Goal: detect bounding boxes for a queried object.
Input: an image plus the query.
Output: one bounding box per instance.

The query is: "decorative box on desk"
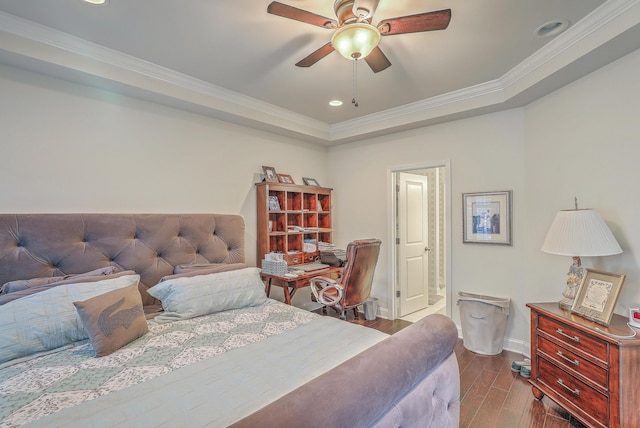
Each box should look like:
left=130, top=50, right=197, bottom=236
left=527, top=302, right=640, bottom=428
left=261, top=259, right=288, bottom=276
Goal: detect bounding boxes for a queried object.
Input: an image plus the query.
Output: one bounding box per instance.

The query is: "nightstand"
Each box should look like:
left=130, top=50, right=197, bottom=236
left=527, top=302, right=640, bottom=428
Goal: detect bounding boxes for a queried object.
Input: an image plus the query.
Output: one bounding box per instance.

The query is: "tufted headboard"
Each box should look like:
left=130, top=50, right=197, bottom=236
left=0, top=214, right=245, bottom=305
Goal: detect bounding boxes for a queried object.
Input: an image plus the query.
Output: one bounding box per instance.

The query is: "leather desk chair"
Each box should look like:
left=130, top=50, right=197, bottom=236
left=310, top=239, right=381, bottom=320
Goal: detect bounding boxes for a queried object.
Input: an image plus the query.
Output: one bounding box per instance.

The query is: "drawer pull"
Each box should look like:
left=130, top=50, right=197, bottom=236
left=556, top=351, right=579, bottom=366
left=557, top=379, right=580, bottom=396
left=556, top=328, right=580, bottom=342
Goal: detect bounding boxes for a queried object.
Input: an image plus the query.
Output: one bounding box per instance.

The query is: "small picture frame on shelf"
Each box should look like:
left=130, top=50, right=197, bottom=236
left=303, top=177, right=320, bottom=186
left=462, top=190, right=512, bottom=245
left=277, top=174, right=295, bottom=184
left=262, top=166, right=278, bottom=182
left=571, top=269, right=626, bottom=325
left=268, top=195, right=281, bottom=211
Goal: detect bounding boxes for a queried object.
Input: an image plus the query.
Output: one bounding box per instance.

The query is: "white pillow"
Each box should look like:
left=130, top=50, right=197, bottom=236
left=0, top=274, right=140, bottom=365
left=148, top=267, right=267, bottom=322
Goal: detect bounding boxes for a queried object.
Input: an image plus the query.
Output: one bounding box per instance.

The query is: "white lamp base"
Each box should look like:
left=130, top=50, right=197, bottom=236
left=558, top=256, right=584, bottom=310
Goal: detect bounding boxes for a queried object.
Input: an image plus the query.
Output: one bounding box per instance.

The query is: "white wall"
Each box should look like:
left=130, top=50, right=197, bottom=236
left=328, top=47, right=640, bottom=349
left=2, top=44, right=639, bottom=349
left=0, top=63, right=329, bottom=269
left=523, top=47, right=640, bottom=323
left=328, top=108, right=527, bottom=341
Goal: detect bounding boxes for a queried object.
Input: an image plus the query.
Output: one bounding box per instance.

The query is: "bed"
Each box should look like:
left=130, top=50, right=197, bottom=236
left=0, top=214, right=459, bottom=427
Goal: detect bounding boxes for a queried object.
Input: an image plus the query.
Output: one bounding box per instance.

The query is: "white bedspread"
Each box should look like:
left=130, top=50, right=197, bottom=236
left=0, top=300, right=387, bottom=427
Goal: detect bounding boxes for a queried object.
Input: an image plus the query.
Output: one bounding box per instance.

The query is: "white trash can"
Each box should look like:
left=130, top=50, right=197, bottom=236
left=457, top=291, right=510, bottom=355
left=364, top=297, right=378, bottom=320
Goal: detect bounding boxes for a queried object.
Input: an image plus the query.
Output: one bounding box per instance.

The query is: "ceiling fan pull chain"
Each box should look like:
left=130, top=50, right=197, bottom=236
left=352, top=59, right=359, bottom=107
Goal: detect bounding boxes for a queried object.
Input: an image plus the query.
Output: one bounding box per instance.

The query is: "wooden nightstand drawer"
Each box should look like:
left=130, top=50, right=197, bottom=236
left=528, top=302, right=640, bottom=428
left=538, top=357, right=609, bottom=427
left=537, top=335, right=608, bottom=390
left=538, top=315, right=608, bottom=363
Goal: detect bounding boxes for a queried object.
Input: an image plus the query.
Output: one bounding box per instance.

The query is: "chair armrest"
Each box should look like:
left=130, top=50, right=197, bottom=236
left=309, top=276, right=343, bottom=306
left=309, top=276, right=338, bottom=286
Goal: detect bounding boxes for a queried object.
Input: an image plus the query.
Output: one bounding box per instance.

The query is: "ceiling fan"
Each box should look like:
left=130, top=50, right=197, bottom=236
left=267, top=0, right=451, bottom=73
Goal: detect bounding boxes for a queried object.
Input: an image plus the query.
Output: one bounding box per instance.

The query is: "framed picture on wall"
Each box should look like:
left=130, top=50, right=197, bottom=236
left=463, top=190, right=512, bottom=245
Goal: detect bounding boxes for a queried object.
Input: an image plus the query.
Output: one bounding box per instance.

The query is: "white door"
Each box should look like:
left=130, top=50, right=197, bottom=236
left=398, top=172, right=430, bottom=316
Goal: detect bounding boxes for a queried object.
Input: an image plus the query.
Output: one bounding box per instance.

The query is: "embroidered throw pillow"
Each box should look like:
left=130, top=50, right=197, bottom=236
left=74, top=283, right=149, bottom=357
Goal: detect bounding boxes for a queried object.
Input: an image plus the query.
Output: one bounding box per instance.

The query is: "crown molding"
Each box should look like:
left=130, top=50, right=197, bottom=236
left=331, top=0, right=640, bottom=140
left=500, top=0, right=640, bottom=94
left=329, top=80, right=505, bottom=139
left=0, top=11, right=329, bottom=138
left=1, top=0, right=638, bottom=145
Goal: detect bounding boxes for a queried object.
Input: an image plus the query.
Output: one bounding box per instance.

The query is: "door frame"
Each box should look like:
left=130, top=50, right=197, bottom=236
left=388, top=160, right=452, bottom=320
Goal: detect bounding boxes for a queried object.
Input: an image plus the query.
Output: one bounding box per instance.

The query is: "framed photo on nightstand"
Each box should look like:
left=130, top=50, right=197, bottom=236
left=571, top=269, right=626, bottom=325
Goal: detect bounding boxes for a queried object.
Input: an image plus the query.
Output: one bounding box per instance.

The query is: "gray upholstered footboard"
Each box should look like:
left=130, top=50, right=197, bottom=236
left=231, top=313, right=460, bottom=428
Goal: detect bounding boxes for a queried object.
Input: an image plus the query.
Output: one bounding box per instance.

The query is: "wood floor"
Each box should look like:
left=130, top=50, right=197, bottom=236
left=317, top=309, right=587, bottom=428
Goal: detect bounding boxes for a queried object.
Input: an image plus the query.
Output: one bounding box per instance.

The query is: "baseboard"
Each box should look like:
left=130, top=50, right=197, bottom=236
left=366, top=307, right=532, bottom=357
left=377, top=306, right=390, bottom=319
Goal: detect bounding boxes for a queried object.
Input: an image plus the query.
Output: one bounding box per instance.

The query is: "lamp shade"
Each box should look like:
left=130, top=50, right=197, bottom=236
left=331, top=22, right=381, bottom=60
left=541, top=209, right=622, bottom=257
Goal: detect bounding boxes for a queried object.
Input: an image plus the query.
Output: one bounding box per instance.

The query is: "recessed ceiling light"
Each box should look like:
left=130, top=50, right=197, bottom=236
left=329, top=100, right=343, bottom=107
left=535, top=19, right=569, bottom=38
left=83, top=0, right=108, bottom=5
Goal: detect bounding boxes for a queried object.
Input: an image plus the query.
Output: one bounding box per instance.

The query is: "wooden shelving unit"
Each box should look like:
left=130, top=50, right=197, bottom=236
left=256, top=182, right=333, bottom=266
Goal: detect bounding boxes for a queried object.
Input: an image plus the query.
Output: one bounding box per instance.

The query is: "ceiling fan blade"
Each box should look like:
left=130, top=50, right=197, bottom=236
left=377, top=9, right=451, bottom=35
left=267, top=2, right=337, bottom=29
left=296, top=43, right=335, bottom=67
left=364, top=46, right=391, bottom=73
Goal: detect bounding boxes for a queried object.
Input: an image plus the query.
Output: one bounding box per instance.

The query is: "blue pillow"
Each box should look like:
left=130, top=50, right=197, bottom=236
left=0, top=274, right=140, bottom=365
left=148, top=267, right=267, bottom=322
left=1, top=266, right=118, bottom=294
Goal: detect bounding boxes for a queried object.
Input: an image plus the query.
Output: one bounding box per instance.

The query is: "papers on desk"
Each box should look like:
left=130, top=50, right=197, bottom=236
left=318, top=241, right=335, bottom=252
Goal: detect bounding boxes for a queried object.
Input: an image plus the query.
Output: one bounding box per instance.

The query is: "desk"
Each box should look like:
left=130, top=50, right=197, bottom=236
left=261, top=266, right=342, bottom=305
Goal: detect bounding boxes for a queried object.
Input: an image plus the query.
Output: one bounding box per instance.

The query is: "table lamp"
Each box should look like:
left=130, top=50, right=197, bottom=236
left=541, top=199, right=622, bottom=309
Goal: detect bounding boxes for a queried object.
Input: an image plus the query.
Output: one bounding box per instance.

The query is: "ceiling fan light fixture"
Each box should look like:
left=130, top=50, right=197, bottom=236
left=351, top=0, right=380, bottom=20
left=331, top=22, right=381, bottom=60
